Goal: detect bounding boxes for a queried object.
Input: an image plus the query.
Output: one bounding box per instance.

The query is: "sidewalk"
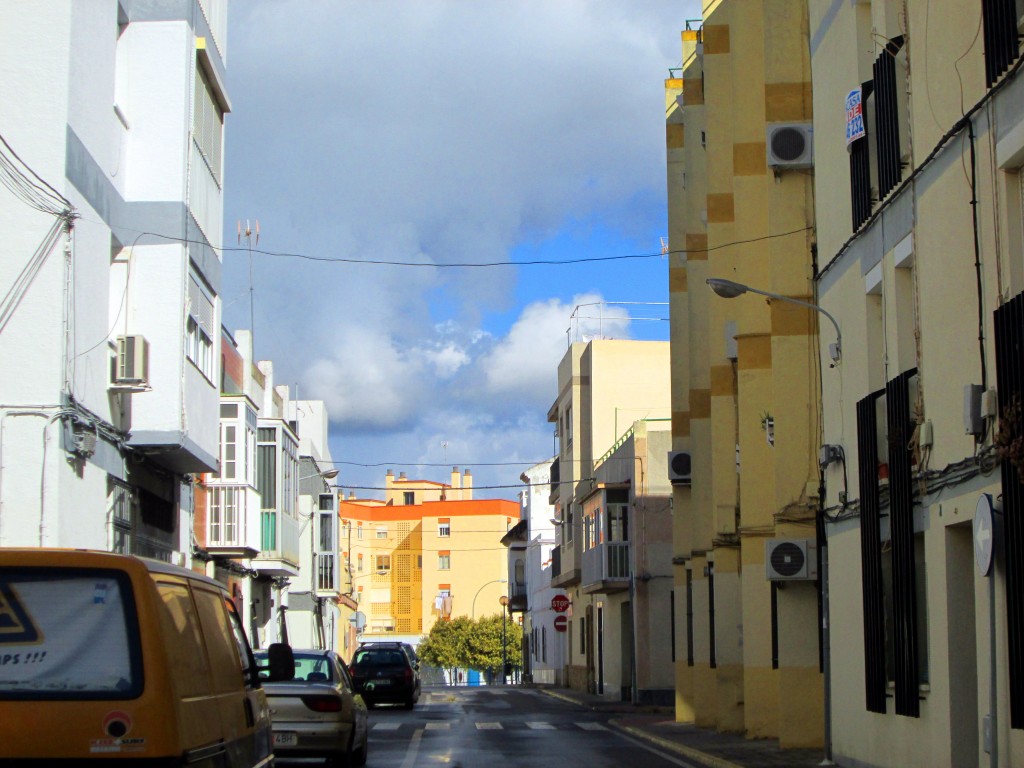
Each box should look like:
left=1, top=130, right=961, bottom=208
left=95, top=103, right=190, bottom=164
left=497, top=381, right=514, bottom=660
left=535, top=686, right=826, bottom=768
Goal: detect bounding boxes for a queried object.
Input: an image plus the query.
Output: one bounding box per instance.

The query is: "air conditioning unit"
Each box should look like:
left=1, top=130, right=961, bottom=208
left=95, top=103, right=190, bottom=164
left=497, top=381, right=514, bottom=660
left=766, top=123, right=814, bottom=169
left=115, top=335, right=150, bottom=387
left=668, top=451, right=692, bottom=486
left=765, top=538, right=818, bottom=581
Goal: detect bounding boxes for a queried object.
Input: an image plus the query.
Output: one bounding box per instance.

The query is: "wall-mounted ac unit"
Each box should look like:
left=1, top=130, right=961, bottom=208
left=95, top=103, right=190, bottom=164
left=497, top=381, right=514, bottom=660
left=765, top=538, right=818, bottom=581
left=766, top=123, right=814, bottom=169
left=115, top=335, right=150, bottom=387
left=668, top=451, right=692, bottom=486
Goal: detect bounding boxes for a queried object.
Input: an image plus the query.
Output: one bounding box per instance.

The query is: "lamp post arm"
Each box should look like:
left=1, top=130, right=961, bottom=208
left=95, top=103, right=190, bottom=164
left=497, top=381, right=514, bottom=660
left=743, top=286, right=842, bottom=361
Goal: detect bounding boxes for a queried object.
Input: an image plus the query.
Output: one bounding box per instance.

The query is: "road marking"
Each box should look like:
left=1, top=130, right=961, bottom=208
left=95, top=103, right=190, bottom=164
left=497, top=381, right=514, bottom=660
left=425, top=721, right=450, bottom=730
left=576, top=722, right=608, bottom=731
left=527, top=722, right=556, bottom=730
left=475, top=722, right=503, bottom=730
left=399, top=727, right=423, bottom=768
left=373, top=723, right=401, bottom=731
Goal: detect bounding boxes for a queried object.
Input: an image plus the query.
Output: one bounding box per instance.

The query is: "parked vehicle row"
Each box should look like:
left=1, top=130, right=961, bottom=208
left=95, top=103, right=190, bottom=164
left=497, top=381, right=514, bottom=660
left=0, top=550, right=425, bottom=767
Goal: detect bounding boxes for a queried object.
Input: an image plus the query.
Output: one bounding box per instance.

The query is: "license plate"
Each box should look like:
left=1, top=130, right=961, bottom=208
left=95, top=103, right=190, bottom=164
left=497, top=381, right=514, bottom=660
left=273, top=733, right=298, bottom=747
left=372, top=679, right=391, bottom=686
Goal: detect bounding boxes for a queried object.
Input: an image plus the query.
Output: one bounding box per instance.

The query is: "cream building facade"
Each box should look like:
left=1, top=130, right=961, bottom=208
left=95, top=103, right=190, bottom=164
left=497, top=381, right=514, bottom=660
left=810, top=0, right=1024, bottom=765
left=667, top=4, right=823, bottom=749
left=548, top=339, right=670, bottom=694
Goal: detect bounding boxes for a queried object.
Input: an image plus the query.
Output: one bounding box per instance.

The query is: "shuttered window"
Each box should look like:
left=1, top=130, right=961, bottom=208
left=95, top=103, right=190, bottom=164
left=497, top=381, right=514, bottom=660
left=193, top=63, right=223, bottom=184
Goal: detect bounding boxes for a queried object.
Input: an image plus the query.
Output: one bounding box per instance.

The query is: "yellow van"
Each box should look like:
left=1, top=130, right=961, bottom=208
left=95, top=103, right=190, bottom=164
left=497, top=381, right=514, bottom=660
left=0, top=549, right=291, bottom=765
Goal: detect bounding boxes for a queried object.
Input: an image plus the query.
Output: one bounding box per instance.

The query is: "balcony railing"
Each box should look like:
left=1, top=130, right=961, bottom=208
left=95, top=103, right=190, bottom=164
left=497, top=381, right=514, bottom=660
left=258, top=510, right=301, bottom=569
left=207, top=484, right=261, bottom=555
left=582, top=541, right=631, bottom=592
left=317, top=553, right=337, bottom=592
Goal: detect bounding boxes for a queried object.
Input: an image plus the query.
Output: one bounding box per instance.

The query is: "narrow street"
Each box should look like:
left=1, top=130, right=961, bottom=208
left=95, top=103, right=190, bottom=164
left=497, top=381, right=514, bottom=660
left=279, top=686, right=701, bottom=768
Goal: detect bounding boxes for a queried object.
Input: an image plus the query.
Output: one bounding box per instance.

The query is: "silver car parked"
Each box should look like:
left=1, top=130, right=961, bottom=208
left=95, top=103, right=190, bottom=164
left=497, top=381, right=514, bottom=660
left=255, top=648, right=369, bottom=767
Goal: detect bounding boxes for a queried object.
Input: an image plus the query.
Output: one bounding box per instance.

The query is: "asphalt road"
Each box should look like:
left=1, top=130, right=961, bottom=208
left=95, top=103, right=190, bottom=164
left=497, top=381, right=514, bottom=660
left=310, top=685, right=705, bottom=768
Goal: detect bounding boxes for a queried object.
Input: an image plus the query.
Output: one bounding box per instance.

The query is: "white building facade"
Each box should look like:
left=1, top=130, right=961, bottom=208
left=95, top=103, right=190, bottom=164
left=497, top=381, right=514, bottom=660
left=0, top=1, right=229, bottom=559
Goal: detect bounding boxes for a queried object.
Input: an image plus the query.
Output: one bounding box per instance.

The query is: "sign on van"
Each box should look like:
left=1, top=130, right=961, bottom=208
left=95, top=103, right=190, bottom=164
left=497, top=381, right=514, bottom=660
left=0, top=575, right=137, bottom=695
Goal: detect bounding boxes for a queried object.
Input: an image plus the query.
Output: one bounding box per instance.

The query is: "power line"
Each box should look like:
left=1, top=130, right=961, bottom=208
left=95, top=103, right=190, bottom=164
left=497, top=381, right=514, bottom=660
left=77, top=217, right=813, bottom=269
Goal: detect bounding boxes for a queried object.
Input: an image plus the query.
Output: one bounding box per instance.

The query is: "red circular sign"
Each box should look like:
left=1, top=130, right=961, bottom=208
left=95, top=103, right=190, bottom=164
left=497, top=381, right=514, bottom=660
left=553, top=615, right=568, bottom=632
left=551, top=594, right=570, bottom=613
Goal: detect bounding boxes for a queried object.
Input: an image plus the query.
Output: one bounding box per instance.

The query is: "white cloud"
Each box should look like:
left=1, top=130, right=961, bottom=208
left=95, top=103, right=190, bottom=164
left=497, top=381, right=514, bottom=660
left=223, top=1, right=697, bottom=497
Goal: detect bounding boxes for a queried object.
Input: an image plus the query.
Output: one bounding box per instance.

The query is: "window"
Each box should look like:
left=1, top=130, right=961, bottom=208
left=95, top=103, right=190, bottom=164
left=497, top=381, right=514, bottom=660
left=438, top=519, right=450, bottom=537
left=375, top=555, right=391, bottom=573
left=193, top=60, right=224, bottom=184
left=209, top=486, right=240, bottom=545
left=982, top=0, right=1022, bottom=86
left=403, top=491, right=415, bottom=505
left=186, top=273, right=215, bottom=381
left=376, top=526, right=388, bottom=539
left=857, top=369, right=926, bottom=717
left=579, top=617, right=586, bottom=654
left=438, top=551, right=450, bottom=570
left=357, top=522, right=363, bottom=539
left=357, top=554, right=364, bottom=572
left=219, top=424, right=236, bottom=480
left=108, top=477, right=136, bottom=555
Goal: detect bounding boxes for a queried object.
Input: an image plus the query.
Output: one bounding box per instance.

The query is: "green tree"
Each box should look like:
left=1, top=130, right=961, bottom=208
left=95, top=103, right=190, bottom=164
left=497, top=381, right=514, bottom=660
left=467, top=613, right=522, bottom=678
left=417, top=616, right=472, bottom=685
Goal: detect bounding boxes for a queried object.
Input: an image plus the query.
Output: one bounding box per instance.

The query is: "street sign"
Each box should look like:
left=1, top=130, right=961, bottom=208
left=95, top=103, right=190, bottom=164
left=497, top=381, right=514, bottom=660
left=551, top=594, right=570, bottom=613
left=975, top=494, right=995, bottom=577
left=553, top=615, right=568, bottom=633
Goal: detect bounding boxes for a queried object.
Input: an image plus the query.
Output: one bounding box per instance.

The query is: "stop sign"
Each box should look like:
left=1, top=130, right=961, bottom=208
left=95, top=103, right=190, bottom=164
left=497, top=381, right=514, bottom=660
left=553, top=615, right=568, bottom=632
left=551, top=594, right=570, bottom=613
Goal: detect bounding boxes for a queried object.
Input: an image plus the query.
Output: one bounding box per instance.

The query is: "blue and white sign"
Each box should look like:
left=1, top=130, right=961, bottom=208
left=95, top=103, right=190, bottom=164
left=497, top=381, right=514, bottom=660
left=846, top=88, right=865, bottom=146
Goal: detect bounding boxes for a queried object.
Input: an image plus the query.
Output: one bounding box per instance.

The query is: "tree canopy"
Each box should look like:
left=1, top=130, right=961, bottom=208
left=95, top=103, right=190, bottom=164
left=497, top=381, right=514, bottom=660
left=417, top=613, right=522, bottom=682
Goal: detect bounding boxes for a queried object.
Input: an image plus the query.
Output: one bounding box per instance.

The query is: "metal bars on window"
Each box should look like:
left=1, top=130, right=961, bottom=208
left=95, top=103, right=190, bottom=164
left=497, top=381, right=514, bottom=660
left=873, top=37, right=904, bottom=201
left=982, top=0, right=1021, bottom=87
left=857, top=391, right=887, bottom=714
left=995, top=292, right=1024, bottom=728
left=886, top=368, right=920, bottom=718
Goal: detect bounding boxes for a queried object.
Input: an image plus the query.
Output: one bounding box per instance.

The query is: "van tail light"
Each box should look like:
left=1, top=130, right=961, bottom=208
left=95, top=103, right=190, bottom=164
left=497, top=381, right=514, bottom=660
left=404, top=667, right=413, bottom=683
left=301, top=694, right=343, bottom=713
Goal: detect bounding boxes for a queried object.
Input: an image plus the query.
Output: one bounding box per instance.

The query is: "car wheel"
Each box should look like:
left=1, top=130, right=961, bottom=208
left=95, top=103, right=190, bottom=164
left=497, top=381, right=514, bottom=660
left=352, top=734, right=368, bottom=767
left=403, top=696, right=415, bottom=710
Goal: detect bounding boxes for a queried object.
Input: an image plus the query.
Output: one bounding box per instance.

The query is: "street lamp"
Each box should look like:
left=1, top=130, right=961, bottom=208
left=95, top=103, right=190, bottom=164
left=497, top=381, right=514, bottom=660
left=706, top=278, right=842, bottom=363
left=471, top=578, right=507, bottom=619
left=299, top=467, right=339, bottom=483
left=707, top=275, right=841, bottom=764
left=499, top=595, right=510, bottom=685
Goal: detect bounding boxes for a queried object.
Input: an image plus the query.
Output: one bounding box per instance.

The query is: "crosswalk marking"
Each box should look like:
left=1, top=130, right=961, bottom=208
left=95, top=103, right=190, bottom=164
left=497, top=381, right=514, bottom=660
left=372, top=720, right=609, bottom=733
left=373, top=723, right=402, bottom=731
left=526, top=722, right=556, bottom=730
left=424, top=722, right=450, bottom=730
left=475, top=722, right=503, bottom=730
left=576, top=722, right=608, bottom=731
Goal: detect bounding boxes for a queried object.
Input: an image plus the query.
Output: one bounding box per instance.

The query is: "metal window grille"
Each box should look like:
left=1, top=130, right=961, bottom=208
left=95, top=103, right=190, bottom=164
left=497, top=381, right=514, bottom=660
left=982, top=0, right=1021, bottom=87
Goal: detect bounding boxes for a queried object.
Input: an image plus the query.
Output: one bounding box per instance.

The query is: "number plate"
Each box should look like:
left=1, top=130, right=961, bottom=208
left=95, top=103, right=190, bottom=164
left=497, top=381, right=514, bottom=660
left=273, top=732, right=298, bottom=747
left=372, top=679, right=391, bottom=686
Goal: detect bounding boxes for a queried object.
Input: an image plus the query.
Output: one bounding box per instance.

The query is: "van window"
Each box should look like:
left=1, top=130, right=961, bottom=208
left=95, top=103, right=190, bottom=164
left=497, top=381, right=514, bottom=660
left=156, top=582, right=213, bottom=698
left=0, top=568, right=142, bottom=700
left=225, top=598, right=255, bottom=684
left=193, top=587, right=244, bottom=694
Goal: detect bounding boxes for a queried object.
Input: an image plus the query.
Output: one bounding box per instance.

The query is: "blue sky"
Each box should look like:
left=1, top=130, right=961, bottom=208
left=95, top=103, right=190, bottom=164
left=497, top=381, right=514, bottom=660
left=221, top=1, right=699, bottom=499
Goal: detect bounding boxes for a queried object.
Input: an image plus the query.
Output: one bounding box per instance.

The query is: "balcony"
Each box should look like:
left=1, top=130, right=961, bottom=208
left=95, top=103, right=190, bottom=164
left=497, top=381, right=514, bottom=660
left=581, top=541, right=631, bottom=594
left=509, top=581, right=528, bottom=612
left=317, top=552, right=339, bottom=594
left=552, top=536, right=581, bottom=588
left=206, top=484, right=261, bottom=558
left=551, top=545, right=561, bottom=579
left=548, top=459, right=560, bottom=505
left=254, top=510, right=301, bottom=577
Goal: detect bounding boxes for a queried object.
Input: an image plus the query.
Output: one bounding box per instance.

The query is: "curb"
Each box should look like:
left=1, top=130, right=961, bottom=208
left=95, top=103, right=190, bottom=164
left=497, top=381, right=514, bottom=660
left=537, top=689, right=741, bottom=768
left=608, top=719, right=744, bottom=768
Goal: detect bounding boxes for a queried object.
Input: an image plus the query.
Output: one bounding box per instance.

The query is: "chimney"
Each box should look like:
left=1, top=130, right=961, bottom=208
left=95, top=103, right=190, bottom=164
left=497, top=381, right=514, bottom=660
left=464, top=468, right=473, bottom=501
left=450, top=466, right=461, bottom=500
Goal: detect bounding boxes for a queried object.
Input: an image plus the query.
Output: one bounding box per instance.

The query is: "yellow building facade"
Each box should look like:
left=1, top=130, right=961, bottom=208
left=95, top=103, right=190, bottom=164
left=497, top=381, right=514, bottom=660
left=667, top=2, right=823, bottom=749
left=337, top=472, right=516, bottom=654
left=810, top=0, right=1024, bottom=765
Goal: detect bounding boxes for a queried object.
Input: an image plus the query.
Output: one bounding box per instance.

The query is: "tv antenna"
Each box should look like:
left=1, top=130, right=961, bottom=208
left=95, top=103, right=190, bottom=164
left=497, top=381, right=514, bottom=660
left=238, top=219, right=259, bottom=342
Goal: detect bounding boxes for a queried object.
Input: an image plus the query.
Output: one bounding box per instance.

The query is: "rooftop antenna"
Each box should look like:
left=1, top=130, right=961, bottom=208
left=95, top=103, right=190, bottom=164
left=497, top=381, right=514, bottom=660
left=441, top=441, right=449, bottom=464
left=660, top=237, right=670, bottom=255
left=238, top=219, right=259, bottom=344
